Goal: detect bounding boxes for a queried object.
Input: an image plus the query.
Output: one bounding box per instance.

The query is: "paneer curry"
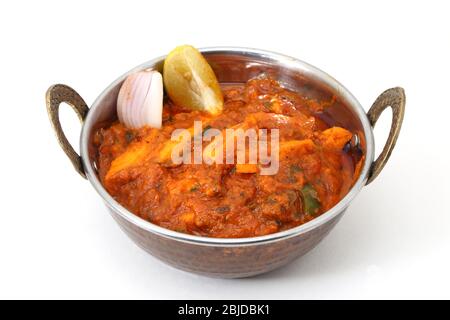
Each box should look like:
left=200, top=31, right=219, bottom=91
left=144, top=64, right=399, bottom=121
left=94, top=77, right=363, bottom=238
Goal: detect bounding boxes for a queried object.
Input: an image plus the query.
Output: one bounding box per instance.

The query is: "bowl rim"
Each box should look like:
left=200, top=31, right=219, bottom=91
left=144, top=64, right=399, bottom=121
left=80, top=46, right=375, bottom=247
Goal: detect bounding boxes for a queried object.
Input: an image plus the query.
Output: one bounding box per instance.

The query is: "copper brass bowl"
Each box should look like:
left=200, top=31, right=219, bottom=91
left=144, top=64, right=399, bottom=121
left=46, top=47, right=405, bottom=278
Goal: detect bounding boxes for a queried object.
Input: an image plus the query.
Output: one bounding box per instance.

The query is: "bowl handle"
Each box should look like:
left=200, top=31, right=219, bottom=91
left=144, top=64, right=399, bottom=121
left=366, top=87, right=405, bottom=184
left=46, top=84, right=89, bottom=179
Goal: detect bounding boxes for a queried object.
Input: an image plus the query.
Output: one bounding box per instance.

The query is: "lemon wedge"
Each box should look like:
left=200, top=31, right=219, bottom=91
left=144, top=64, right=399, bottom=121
left=163, top=45, right=223, bottom=115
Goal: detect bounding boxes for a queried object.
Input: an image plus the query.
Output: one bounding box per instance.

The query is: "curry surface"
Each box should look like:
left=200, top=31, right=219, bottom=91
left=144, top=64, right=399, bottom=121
left=94, top=78, right=362, bottom=238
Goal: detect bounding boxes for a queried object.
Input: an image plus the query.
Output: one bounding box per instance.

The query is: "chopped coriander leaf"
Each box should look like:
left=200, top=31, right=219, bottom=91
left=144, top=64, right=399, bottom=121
left=263, top=101, right=272, bottom=109
left=202, top=125, right=212, bottom=134
left=215, top=206, right=230, bottom=214
left=301, top=184, right=321, bottom=216
left=190, top=183, right=200, bottom=192
left=125, top=131, right=135, bottom=143
left=290, top=164, right=302, bottom=173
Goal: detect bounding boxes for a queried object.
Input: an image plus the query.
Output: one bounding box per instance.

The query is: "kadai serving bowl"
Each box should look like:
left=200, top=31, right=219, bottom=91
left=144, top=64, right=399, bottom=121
left=46, top=47, right=405, bottom=278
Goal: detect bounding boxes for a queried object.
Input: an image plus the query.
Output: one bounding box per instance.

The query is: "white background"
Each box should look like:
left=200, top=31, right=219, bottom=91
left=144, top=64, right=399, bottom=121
left=0, top=0, right=449, bottom=299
